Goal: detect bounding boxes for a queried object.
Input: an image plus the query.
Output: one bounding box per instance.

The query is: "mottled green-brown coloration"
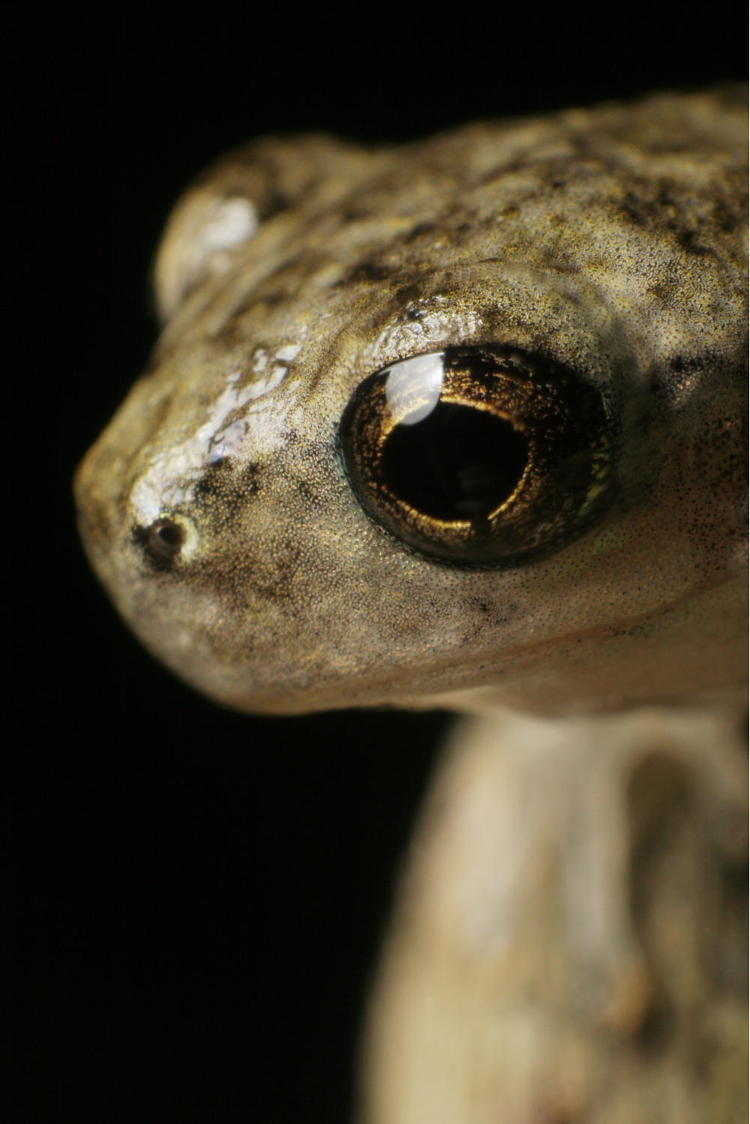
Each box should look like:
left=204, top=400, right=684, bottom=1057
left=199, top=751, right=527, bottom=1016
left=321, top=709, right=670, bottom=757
left=75, top=89, right=747, bottom=1123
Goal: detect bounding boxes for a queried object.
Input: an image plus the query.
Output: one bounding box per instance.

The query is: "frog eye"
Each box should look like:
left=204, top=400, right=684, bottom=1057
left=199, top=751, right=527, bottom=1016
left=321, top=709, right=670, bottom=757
left=340, top=346, right=616, bottom=566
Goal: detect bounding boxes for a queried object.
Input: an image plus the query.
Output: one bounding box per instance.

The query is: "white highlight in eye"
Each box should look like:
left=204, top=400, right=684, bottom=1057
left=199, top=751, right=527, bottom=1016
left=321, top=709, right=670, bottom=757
left=384, top=352, right=445, bottom=425
left=200, top=197, right=258, bottom=252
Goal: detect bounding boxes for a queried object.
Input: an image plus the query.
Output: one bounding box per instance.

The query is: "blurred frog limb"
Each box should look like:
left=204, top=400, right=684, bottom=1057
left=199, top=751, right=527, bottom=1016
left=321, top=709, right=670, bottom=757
left=360, top=705, right=748, bottom=1124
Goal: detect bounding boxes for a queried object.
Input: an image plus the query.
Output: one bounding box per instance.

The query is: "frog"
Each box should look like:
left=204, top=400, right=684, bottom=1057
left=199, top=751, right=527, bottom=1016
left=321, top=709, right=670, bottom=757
left=75, top=87, right=747, bottom=1122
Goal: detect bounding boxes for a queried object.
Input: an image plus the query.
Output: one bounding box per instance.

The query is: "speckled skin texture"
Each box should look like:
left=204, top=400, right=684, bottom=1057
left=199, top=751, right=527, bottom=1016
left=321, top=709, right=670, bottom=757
left=75, top=90, right=747, bottom=1122
left=75, top=88, right=747, bottom=718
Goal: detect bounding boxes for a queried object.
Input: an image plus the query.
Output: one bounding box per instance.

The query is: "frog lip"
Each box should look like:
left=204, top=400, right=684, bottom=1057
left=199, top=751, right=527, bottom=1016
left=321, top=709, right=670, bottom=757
left=151, top=564, right=747, bottom=718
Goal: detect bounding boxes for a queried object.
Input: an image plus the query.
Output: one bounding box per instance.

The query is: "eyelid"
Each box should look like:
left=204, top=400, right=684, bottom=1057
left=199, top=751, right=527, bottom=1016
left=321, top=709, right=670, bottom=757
left=356, top=260, right=633, bottom=404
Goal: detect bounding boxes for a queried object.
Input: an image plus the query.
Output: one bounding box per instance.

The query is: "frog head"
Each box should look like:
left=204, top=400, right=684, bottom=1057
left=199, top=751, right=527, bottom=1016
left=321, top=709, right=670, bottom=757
left=75, top=93, right=747, bottom=716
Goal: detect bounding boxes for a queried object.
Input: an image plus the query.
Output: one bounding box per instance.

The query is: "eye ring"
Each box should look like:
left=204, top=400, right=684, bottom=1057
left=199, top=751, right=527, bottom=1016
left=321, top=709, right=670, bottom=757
left=340, top=345, right=617, bottom=567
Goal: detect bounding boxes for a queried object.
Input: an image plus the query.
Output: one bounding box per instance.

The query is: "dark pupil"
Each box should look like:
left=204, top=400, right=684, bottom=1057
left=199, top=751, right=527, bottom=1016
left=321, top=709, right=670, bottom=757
left=381, top=402, right=527, bottom=520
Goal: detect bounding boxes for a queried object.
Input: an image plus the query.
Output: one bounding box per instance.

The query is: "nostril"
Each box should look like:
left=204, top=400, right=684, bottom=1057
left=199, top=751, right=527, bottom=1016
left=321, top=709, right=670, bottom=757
left=139, top=518, right=185, bottom=565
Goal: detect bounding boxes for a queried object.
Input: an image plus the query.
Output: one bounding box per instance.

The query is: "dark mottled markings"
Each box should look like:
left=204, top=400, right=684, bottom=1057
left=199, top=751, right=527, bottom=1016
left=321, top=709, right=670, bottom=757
left=240, top=537, right=311, bottom=609
left=338, top=259, right=394, bottom=286
left=645, top=278, right=681, bottom=305
left=712, top=197, right=740, bottom=234
left=616, top=181, right=736, bottom=257
left=404, top=221, right=438, bottom=243
left=617, top=192, right=646, bottom=225
left=339, top=203, right=374, bottom=224
left=294, top=476, right=329, bottom=507
left=194, top=458, right=260, bottom=509
left=260, top=187, right=289, bottom=219
left=674, top=228, right=711, bottom=256
left=669, top=355, right=708, bottom=374
left=649, top=353, right=744, bottom=407
left=391, top=280, right=425, bottom=308
left=255, top=289, right=289, bottom=308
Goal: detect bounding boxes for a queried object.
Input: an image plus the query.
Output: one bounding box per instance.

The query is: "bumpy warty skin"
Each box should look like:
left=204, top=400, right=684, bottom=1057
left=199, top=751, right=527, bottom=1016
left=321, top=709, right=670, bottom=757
left=75, top=89, right=748, bottom=716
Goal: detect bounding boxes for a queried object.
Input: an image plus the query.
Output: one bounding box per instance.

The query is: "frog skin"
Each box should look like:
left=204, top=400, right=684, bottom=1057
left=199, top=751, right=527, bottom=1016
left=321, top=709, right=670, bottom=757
left=75, top=89, right=747, bottom=1122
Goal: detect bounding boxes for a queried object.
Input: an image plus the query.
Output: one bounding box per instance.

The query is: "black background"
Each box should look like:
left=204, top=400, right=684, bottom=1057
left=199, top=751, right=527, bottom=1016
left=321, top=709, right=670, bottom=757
left=11, top=7, right=745, bottom=1122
